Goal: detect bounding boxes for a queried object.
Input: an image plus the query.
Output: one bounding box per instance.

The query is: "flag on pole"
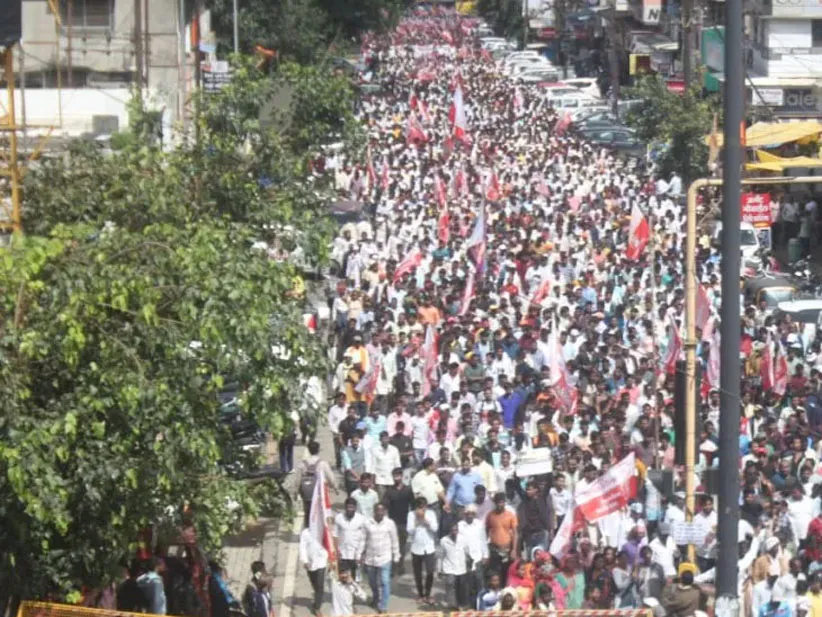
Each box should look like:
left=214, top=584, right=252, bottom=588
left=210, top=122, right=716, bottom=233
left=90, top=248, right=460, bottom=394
left=459, top=271, right=475, bottom=316
left=452, top=85, right=469, bottom=143
left=393, top=247, right=423, bottom=283
left=696, top=283, right=712, bottom=332
left=661, top=314, right=682, bottom=375
left=308, top=469, right=336, bottom=562
left=466, top=205, right=487, bottom=269
left=774, top=342, right=789, bottom=396
left=513, top=87, right=524, bottom=115
left=625, top=203, right=650, bottom=260
left=555, top=111, right=572, bottom=134
left=706, top=328, right=720, bottom=393
left=380, top=160, right=390, bottom=191
left=438, top=207, right=450, bottom=244
left=575, top=452, right=638, bottom=521
left=548, top=327, right=578, bottom=415
left=419, top=99, right=433, bottom=125
left=761, top=335, right=774, bottom=391
left=421, top=325, right=439, bottom=397
left=434, top=175, right=447, bottom=209
left=366, top=148, right=377, bottom=189
left=484, top=170, right=501, bottom=201
left=530, top=278, right=551, bottom=306
left=549, top=502, right=584, bottom=559
left=406, top=113, right=429, bottom=145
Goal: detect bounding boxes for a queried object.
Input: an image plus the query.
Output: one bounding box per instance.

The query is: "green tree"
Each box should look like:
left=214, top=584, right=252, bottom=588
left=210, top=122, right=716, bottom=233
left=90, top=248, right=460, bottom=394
left=476, top=0, right=524, bottom=39
left=624, top=75, right=720, bottom=181
left=1, top=83, right=338, bottom=604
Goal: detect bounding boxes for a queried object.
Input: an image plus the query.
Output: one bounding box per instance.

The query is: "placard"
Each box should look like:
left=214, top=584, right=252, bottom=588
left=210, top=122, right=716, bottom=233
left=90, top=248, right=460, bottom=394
left=671, top=521, right=711, bottom=546
left=741, top=192, right=772, bottom=227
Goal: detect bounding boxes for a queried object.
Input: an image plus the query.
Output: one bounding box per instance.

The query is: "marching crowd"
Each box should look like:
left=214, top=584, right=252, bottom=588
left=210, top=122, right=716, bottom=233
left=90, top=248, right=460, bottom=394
left=289, top=8, right=822, bottom=617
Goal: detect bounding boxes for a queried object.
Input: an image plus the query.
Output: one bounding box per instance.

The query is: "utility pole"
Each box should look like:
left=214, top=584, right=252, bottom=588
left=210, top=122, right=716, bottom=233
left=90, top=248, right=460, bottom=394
left=233, top=0, right=239, bottom=54
left=718, top=0, right=743, bottom=604
left=134, top=0, right=143, bottom=94
left=682, top=0, right=692, bottom=88
left=607, top=0, right=620, bottom=115
left=178, top=0, right=187, bottom=127
left=522, top=0, right=530, bottom=49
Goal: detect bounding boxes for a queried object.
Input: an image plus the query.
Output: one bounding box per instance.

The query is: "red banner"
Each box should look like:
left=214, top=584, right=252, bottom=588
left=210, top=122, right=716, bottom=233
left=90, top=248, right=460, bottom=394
left=741, top=192, right=772, bottom=227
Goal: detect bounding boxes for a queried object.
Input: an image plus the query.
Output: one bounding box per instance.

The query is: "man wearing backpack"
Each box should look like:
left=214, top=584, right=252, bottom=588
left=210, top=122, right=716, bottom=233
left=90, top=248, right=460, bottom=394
left=294, top=441, right=338, bottom=528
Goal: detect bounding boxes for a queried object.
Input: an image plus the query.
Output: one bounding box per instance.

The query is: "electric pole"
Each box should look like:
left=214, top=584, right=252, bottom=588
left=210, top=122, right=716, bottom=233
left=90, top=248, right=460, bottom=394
left=134, top=0, right=143, bottom=94
left=607, top=0, right=620, bottom=115
left=233, top=0, right=239, bottom=54
left=717, top=0, right=743, bottom=608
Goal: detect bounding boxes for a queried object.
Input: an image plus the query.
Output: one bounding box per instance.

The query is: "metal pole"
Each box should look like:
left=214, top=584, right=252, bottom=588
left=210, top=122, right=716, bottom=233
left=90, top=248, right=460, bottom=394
left=522, top=0, right=529, bottom=49
left=233, top=0, right=239, bottom=54
left=684, top=178, right=706, bottom=563
left=718, top=0, right=743, bottom=604
left=179, top=0, right=187, bottom=128
left=134, top=0, right=143, bottom=94
left=5, top=47, right=22, bottom=233
left=607, top=1, right=620, bottom=115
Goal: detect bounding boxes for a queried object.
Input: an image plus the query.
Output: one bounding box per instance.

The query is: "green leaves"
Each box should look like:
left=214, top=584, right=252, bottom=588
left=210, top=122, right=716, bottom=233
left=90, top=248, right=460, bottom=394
left=2, top=67, right=332, bottom=602
left=625, top=75, right=720, bottom=180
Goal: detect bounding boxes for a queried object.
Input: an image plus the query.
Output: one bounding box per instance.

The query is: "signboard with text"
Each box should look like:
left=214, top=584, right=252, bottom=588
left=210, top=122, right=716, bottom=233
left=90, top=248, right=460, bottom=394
left=741, top=192, right=773, bottom=227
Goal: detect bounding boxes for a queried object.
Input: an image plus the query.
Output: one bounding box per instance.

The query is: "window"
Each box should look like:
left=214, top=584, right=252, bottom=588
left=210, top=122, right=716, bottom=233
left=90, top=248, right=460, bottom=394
left=60, top=0, right=113, bottom=29
left=813, top=20, right=822, bottom=48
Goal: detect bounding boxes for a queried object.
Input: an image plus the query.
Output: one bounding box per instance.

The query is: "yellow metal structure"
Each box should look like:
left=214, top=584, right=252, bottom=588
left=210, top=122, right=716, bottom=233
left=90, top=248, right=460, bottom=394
left=18, top=603, right=156, bottom=617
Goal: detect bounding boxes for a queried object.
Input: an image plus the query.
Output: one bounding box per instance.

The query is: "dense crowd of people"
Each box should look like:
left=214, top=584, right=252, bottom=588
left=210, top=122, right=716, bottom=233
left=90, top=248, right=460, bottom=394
left=285, top=8, right=822, bottom=617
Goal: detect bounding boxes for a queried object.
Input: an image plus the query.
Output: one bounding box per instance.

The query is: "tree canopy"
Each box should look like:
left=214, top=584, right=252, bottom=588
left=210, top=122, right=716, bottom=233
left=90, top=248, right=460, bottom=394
left=0, top=55, right=351, bottom=604
left=625, top=75, right=720, bottom=181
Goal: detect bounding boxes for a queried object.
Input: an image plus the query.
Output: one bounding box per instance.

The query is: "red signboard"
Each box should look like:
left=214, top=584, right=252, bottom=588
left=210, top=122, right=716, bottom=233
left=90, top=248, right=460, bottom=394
left=741, top=192, right=772, bottom=227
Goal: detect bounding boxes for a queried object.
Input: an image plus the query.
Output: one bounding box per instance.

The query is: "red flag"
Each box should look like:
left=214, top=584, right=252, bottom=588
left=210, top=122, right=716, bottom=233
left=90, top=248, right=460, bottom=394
left=434, top=175, right=447, bottom=209
left=406, top=113, right=429, bottom=145
left=761, top=335, right=774, bottom=392
left=459, top=271, right=474, bottom=316
left=455, top=164, right=468, bottom=197
left=303, top=313, right=317, bottom=333
left=549, top=501, right=585, bottom=559
left=393, top=247, right=423, bottom=283
left=380, top=160, right=390, bottom=190
left=531, top=278, right=551, bottom=305
left=548, top=328, right=577, bottom=415
left=421, top=325, right=439, bottom=397
left=438, top=207, right=450, bottom=244
left=575, top=453, right=638, bottom=521
left=626, top=203, right=650, bottom=260
left=355, top=343, right=382, bottom=403
left=452, top=85, right=469, bottom=143
left=774, top=343, right=788, bottom=396
left=696, top=283, right=712, bottom=331
left=409, top=90, right=419, bottom=111
left=484, top=170, right=501, bottom=201
left=555, top=111, right=572, bottom=134
left=661, top=313, right=681, bottom=375
left=308, top=470, right=336, bottom=562
left=569, top=195, right=582, bottom=213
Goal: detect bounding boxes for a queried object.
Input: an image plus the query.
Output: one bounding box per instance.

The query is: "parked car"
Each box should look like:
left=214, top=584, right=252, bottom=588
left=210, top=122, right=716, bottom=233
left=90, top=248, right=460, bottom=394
left=578, top=111, right=624, bottom=130
left=515, top=68, right=561, bottom=83
left=579, top=127, right=644, bottom=157
left=711, top=220, right=761, bottom=261
left=559, top=77, right=601, bottom=99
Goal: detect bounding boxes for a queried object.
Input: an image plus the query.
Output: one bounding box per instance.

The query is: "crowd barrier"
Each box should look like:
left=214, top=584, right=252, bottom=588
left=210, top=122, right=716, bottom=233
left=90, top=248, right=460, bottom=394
left=450, top=609, right=653, bottom=617
left=17, top=603, right=150, bottom=617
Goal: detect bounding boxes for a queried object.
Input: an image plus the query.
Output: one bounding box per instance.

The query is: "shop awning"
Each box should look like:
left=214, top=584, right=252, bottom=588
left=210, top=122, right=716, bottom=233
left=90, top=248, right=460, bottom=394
left=746, top=149, right=822, bottom=171
left=707, top=120, right=822, bottom=148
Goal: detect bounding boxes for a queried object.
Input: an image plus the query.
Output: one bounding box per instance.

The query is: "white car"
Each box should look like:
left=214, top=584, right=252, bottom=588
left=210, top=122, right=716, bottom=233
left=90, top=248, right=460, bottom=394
left=505, top=58, right=553, bottom=76
left=516, top=69, right=561, bottom=83
left=499, top=51, right=542, bottom=67
left=559, top=77, right=602, bottom=99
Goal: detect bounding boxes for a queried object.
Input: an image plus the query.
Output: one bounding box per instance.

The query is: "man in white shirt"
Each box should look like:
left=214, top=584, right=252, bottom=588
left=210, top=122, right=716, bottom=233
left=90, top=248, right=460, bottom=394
left=411, top=457, right=446, bottom=509
left=549, top=475, right=572, bottom=532
left=330, top=568, right=366, bottom=617
left=362, top=503, right=400, bottom=613
left=407, top=497, right=439, bottom=602
left=458, top=505, right=490, bottom=608
left=371, top=432, right=402, bottom=498
left=328, top=393, right=348, bottom=469
left=299, top=527, right=329, bottom=616
left=334, top=497, right=366, bottom=579
left=438, top=522, right=472, bottom=610
left=648, top=522, right=678, bottom=578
